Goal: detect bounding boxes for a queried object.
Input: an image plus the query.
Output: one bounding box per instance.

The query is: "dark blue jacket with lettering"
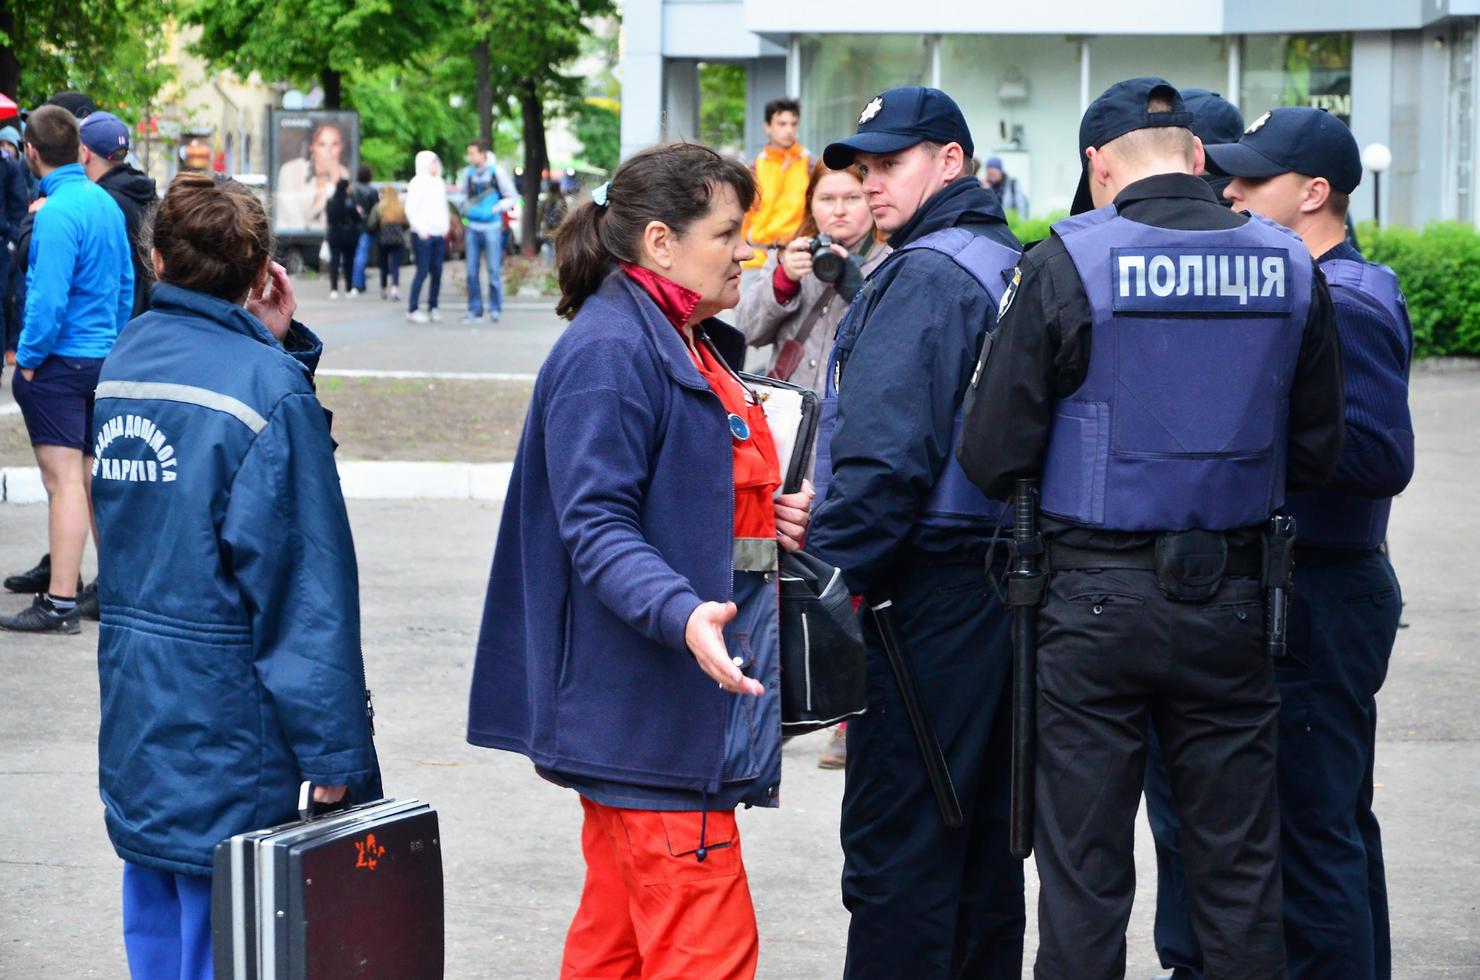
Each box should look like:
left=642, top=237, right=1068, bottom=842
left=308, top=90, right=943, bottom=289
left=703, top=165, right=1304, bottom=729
left=91, top=283, right=381, bottom=876
left=807, top=177, right=1021, bottom=595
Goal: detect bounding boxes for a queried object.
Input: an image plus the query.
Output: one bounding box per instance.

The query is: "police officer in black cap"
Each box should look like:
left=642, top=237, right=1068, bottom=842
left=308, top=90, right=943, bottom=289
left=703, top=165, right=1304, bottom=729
left=958, top=77, right=1345, bottom=979
left=806, top=86, right=1025, bottom=978
left=1145, top=107, right=1415, bottom=980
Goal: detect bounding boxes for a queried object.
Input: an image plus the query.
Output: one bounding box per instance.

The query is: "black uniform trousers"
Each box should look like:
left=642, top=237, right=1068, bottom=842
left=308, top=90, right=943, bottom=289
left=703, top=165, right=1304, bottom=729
left=1032, top=567, right=1284, bottom=980
left=841, top=561, right=1024, bottom=979
left=1145, top=549, right=1401, bottom=980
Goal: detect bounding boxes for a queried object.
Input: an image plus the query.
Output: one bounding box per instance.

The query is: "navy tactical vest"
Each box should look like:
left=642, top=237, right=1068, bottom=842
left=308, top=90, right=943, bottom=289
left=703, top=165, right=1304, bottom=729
left=1284, top=257, right=1413, bottom=549
left=1041, top=206, right=1313, bottom=532
left=814, top=226, right=1018, bottom=530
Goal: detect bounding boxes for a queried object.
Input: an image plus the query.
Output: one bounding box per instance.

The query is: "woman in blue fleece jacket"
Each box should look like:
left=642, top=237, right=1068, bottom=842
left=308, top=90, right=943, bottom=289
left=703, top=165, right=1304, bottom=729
left=467, top=144, right=813, bottom=978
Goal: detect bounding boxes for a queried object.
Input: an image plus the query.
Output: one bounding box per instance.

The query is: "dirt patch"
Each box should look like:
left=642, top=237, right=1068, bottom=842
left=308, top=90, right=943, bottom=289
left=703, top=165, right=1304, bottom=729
left=0, top=378, right=534, bottom=468
left=317, top=376, right=532, bottom=462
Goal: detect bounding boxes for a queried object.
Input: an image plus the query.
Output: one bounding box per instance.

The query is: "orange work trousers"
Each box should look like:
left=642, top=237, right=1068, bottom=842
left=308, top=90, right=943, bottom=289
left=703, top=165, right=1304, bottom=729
left=561, top=796, right=759, bottom=979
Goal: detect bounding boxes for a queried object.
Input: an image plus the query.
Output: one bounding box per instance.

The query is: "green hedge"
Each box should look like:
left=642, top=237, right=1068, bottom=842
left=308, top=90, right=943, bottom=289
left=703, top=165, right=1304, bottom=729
left=1357, top=221, right=1480, bottom=358
left=1006, top=210, right=1068, bottom=246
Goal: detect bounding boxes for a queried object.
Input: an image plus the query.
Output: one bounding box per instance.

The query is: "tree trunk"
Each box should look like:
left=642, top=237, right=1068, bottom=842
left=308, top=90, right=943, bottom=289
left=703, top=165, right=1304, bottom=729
left=0, top=7, right=20, bottom=100
left=473, top=38, right=494, bottom=148
left=320, top=68, right=342, bottom=109
left=519, top=81, right=547, bottom=255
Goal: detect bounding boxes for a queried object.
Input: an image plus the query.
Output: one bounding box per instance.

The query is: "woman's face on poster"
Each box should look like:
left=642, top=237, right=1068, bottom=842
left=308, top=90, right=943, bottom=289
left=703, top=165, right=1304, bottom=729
left=312, top=126, right=344, bottom=176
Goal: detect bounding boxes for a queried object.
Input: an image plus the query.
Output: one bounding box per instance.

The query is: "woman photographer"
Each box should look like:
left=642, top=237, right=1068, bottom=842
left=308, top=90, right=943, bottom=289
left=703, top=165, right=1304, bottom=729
left=467, top=142, right=812, bottom=979
left=737, top=159, right=889, bottom=394
left=91, top=172, right=380, bottom=980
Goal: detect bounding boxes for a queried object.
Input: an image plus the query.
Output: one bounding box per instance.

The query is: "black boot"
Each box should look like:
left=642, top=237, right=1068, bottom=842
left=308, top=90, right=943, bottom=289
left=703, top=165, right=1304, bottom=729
left=77, top=580, right=100, bottom=621
left=5, top=553, right=50, bottom=593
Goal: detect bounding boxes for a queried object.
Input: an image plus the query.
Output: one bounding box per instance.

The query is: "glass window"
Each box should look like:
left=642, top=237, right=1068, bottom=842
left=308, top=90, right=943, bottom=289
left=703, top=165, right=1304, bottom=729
left=1241, top=33, right=1353, bottom=123
left=797, top=34, right=932, bottom=156
left=940, top=35, right=1084, bottom=218
left=1088, top=35, right=1229, bottom=103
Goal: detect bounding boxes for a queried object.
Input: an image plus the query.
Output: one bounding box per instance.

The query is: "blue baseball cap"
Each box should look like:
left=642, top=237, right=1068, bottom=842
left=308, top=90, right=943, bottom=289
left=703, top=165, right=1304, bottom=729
left=823, top=87, right=974, bottom=169
left=1204, top=107, right=1362, bottom=193
left=80, top=111, right=130, bottom=159
left=1072, top=77, right=1193, bottom=213
left=1180, top=89, right=1244, bottom=146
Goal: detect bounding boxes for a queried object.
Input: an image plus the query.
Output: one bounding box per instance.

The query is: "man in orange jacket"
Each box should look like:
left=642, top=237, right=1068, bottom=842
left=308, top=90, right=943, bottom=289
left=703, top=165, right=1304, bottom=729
left=742, top=98, right=810, bottom=272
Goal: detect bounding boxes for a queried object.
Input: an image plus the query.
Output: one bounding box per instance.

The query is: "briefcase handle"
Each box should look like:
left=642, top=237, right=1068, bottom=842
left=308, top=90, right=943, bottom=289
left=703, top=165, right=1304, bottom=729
left=297, top=781, right=354, bottom=822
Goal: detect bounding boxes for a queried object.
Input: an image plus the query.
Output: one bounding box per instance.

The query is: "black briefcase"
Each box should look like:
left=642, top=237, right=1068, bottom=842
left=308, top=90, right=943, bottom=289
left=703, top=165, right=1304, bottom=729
left=211, top=785, right=444, bottom=979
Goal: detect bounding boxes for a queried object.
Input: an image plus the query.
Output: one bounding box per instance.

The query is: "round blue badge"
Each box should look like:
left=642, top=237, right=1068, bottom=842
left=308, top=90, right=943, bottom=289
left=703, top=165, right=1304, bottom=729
left=728, top=413, right=751, bottom=441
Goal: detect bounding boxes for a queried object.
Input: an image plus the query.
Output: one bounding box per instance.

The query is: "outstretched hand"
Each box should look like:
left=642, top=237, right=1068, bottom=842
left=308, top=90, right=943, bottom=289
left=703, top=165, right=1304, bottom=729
left=686, top=601, right=764, bottom=696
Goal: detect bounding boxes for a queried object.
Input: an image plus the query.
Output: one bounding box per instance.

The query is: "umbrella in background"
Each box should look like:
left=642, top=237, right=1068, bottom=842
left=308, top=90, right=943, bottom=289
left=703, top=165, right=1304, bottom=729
left=0, top=93, right=18, bottom=122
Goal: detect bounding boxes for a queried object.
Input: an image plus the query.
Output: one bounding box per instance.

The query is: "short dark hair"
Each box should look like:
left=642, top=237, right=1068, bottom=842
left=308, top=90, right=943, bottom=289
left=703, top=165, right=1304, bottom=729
left=555, top=142, right=757, bottom=319
left=468, top=140, right=490, bottom=154
left=25, top=105, right=80, bottom=168
left=357, top=163, right=372, bottom=183
left=764, top=98, right=800, bottom=124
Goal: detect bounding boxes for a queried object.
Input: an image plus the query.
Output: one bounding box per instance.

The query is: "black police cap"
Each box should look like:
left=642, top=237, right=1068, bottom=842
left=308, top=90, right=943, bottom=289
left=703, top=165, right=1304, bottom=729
left=1071, top=77, right=1193, bottom=214
left=1203, top=107, right=1362, bottom=194
left=1180, top=89, right=1245, bottom=146
left=823, top=87, right=974, bottom=169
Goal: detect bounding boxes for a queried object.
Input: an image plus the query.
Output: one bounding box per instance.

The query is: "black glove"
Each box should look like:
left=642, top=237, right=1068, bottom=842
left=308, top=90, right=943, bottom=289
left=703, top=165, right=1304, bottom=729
left=834, top=255, right=865, bottom=303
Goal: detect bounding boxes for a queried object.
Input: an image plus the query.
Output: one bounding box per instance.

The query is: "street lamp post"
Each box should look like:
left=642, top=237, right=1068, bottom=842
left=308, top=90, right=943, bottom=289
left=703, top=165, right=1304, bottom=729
left=1363, top=142, right=1393, bottom=227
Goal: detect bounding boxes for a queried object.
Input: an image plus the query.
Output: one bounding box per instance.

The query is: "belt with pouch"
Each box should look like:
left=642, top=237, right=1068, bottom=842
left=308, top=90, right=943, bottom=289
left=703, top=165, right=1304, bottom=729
left=1049, top=530, right=1261, bottom=603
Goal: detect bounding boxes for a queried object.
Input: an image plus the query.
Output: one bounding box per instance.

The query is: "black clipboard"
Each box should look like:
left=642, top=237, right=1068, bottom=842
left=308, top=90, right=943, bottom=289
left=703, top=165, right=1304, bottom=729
left=740, top=372, right=820, bottom=495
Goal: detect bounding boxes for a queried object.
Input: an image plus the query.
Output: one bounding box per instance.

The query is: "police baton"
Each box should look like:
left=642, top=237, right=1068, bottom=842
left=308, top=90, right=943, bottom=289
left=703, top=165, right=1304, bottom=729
left=866, top=598, right=963, bottom=830
left=1263, top=514, right=1297, bottom=659
left=1006, top=479, right=1046, bottom=860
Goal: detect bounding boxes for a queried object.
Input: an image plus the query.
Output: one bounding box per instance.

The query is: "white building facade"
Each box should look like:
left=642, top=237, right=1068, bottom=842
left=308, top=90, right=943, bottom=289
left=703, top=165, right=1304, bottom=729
left=619, top=0, right=1480, bottom=225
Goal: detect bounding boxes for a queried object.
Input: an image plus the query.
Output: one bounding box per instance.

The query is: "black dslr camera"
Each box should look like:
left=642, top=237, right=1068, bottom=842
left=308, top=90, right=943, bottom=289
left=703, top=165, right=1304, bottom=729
left=807, top=234, right=847, bottom=284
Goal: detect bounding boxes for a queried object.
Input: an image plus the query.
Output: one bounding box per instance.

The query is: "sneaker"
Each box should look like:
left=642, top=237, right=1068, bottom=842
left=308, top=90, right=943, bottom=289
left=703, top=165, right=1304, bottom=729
left=407, top=310, right=430, bottom=324
left=390, top=287, right=401, bottom=302
left=429, top=308, right=443, bottom=323
left=818, top=725, right=847, bottom=769
left=77, top=580, right=100, bottom=621
left=459, top=313, right=487, bottom=325
left=5, top=553, right=51, bottom=593
left=350, top=288, right=363, bottom=297
left=490, top=312, right=501, bottom=323
left=0, top=594, right=81, bottom=634
left=329, top=289, right=339, bottom=300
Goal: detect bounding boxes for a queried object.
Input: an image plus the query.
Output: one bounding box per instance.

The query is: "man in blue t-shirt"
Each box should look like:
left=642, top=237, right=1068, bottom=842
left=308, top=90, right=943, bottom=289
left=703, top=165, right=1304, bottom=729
left=459, top=140, right=515, bottom=324
left=0, top=105, right=132, bottom=634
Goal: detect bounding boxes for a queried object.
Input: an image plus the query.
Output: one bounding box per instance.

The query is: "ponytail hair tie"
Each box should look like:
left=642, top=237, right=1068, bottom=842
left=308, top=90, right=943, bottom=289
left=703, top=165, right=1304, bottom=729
left=591, top=181, right=611, bottom=208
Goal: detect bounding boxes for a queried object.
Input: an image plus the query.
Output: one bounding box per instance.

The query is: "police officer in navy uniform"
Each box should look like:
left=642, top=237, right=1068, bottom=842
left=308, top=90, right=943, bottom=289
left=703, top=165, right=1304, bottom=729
left=1144, top=107, right=1415, bottom=980
left=958, top=78, right=1346, bottom=979
left=1138, top=85, right=1247, bottom=978
left=805, top=87, right=1025, bottom=978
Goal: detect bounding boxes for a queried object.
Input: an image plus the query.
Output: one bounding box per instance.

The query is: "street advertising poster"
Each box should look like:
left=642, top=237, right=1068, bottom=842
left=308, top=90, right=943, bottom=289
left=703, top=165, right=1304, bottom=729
left=269, top=109, right=360, bottom=235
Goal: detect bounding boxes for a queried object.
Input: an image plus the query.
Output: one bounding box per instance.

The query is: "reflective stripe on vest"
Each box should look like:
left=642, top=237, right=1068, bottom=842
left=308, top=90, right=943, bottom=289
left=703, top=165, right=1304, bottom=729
left=813, top=227, right=1019, bottom=530
left=1284, top=256, right=1413, bottom=549
left=1042, top=206, right=1313, bottom=532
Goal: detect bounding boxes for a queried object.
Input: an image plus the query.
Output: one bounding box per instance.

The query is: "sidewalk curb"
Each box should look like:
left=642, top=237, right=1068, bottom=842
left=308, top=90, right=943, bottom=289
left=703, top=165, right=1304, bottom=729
left=0, top=461, right=514, bottom=504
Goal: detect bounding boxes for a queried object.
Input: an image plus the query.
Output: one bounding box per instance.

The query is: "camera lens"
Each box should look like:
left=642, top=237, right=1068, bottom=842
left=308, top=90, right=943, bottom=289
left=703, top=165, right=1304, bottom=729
left=810, top=236, right=845, bottom=283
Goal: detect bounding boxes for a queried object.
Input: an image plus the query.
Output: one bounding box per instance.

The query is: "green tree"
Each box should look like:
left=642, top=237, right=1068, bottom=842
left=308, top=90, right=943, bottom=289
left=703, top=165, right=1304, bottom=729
left=699, top=63, right=745, bottom=153
left=0, top=0, right=176, bottom=118
left=179, top=0, right=456, bottom=108
left=571, top=98, right=619, bottom=174
left=347, top=62, right=480, bottom=181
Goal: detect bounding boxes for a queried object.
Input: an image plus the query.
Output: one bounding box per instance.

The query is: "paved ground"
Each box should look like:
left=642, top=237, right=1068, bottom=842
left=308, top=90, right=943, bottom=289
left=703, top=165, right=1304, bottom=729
left=1, top=275, right=1478, bottom=976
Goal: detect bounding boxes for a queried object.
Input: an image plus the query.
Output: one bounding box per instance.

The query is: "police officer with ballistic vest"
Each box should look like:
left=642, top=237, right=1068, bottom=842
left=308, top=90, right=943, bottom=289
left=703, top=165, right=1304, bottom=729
left=806, top=86, right=1025, bottom=978
left=958, top=78, right=1346, bottom=979
left=1143, top=107, right=1415, bottom=980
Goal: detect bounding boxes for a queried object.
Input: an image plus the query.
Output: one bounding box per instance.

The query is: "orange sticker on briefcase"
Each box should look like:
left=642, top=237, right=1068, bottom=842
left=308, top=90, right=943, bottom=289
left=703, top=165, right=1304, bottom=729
left=355, top=833, right=387, bottom=871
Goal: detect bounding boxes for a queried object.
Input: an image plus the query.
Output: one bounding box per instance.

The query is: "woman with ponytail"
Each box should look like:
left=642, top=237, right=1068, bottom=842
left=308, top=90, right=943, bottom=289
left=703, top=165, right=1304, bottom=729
left=467, top=143, right=813, bottom=978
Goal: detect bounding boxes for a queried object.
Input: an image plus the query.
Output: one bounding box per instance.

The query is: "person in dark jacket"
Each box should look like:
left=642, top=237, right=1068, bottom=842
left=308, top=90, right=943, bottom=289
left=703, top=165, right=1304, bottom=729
left=807, top=87, right=1026, bottom=979
left=1146, top=108, right=1415, bottom=980
left=79, top=111, right=157, bottom=318
left=0, top=125, right=28, bottom=366
left=89, top=171, right=380, bottom=980
left=349, top=163, right=378, bottom=293
left=324, top=177, right=361, bottom=298
left=467, top=143, right=813, bottom=979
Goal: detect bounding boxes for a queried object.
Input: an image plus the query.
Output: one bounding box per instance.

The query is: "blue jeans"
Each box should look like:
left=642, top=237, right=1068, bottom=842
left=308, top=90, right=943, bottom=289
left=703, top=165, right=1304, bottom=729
left=123, top=862, right=213, bottom=980
left=465, top=222, right=504, bottom=317
left=409, top=234, right=445, bottom=312
left=351, top=231, right=373, bottom=290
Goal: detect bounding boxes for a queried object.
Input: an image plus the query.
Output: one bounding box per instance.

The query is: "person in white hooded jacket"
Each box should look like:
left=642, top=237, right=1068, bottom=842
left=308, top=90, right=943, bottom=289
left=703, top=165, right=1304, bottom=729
left=405, top=150, right=450, bottom=323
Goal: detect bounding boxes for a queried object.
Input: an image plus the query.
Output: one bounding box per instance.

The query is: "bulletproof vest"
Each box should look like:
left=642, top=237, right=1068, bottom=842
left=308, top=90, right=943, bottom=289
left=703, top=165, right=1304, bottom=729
left=1284, top=257, right=1413, bottom=549
left=814, top=226, right=1018, bottom=530
left=1042, top=206, right=1313, bottom=532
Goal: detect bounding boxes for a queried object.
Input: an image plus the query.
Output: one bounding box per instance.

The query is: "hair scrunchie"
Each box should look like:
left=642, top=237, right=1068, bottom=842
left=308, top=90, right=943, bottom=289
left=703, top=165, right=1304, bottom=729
left=591, top=181, right=611, bottom=208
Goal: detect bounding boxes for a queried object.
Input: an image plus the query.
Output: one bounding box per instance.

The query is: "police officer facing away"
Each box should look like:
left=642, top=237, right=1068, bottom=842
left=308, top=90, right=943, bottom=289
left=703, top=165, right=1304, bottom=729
left=958, top=78, right=1346, bottom=979
left=1145, top=107, right=1415, bottom=980
left=806, top=87, right=1025, bottom=978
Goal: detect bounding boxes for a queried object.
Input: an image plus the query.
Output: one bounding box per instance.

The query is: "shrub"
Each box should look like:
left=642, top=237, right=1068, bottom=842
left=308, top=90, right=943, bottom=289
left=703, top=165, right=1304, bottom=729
left=1358, top=221, right=1480, bottom=358
left=1007, top=209, right=1067, bottom=246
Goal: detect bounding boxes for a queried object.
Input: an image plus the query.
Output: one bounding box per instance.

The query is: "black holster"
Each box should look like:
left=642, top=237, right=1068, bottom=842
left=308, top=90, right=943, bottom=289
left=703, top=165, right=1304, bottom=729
left=1153, top=529, right=1228, bottom=602
left=1262, top=515, right=1298, bottom=657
